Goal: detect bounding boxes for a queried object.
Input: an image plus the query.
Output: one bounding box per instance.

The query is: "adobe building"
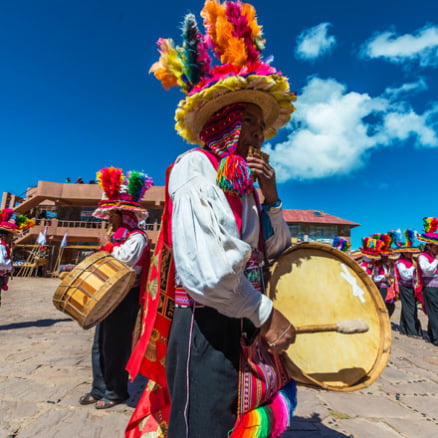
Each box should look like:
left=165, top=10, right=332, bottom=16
left=2, top=180, right=359, bottom=276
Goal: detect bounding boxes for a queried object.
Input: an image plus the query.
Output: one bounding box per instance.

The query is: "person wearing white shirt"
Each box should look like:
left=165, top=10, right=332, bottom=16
left=0, top=231, right=13, bottom=306
left=165, top=103, right=296, bottom=437
left=417, top=243, right=438, bottom=346
left=395, top=252, right=423, bottom=337
left=80, top=209, right=149, bottom=409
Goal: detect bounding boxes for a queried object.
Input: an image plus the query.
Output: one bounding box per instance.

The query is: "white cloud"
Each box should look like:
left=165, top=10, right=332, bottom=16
left=361, top=24, right=438, bottom=67
left=295, top=23, right=336, bottom=61
left=383, top=79, right=428, bottom=100
left=264, top=77, right=438, bottom=182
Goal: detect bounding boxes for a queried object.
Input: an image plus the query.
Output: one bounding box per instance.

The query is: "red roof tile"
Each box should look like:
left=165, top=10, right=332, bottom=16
left=282, top=209, right=360, bottom=227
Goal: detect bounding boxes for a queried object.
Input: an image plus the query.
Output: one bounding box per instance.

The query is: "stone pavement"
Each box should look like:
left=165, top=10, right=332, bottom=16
left=0, top=278, right=437, bottom=438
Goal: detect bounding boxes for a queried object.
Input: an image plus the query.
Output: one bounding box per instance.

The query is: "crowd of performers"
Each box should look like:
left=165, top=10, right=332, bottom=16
left=355, top=218, right=438, bottom=346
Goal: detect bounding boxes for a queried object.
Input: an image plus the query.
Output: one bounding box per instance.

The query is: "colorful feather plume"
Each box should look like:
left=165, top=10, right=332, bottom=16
left=96, top=167, right=124, bottom=201
left=332, top=237, right=351, bottom=252
left=0, top=209, right=14, bottom=223
left=387, top=229, right=402, bottom=248
left=404, top=229, right=419, bottom=247
left=126, top=171, right=153, bottom=203
left=149, top=38, right=185, bottom=91
left=202, top=0, right=264, bottom=66
left=371, top=233, right=391, bottom=251
left=15, top=215, right=35, bottom=231
left=423, top=217, right=438, bottom=233
left=150, top=0, right=276, bottom=94
left=181, top=13, right=211, bottom=88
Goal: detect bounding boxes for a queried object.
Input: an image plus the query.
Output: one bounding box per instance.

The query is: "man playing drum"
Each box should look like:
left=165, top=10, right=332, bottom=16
left=79, top=168, right=153, bottom=409
left=125, top=1, right=298, bottom=437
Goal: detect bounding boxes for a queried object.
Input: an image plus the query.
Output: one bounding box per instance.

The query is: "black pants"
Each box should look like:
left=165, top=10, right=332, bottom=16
left=423, top=286, right=438, bottom=345
left=90, top=286, right=140, bottom=401
left=398, top=285, right=422, bottom=337
left=166, top=306, right=242, bottom=438
left=379, top=287, right=395, bottom=317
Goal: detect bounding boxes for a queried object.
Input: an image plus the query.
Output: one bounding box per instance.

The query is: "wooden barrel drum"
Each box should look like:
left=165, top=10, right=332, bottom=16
left=53, top=251, right=136, bottom=329
left=267, top=242, right=391, bottom=391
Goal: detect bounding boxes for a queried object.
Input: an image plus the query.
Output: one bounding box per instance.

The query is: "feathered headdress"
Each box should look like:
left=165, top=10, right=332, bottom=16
left=370, top=233, right=392, bottom=255
left=417, top=216, right=438, bottom=245
left=0, top=208, right=35, bottom=234
left=150, top=0, right=296, bottom=144
left=332, top=237, right=351, bottom=252
left=93, top=167, right=153, bottom=220
left=389, top=228, right=420, bottom=253
left=359, top=236, right=385, bottom=259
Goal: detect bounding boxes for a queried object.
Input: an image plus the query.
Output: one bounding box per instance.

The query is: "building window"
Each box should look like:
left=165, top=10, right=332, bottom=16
left=308, top=224, right=337, bottom=243
left=288, top=224, right=305, bottom=240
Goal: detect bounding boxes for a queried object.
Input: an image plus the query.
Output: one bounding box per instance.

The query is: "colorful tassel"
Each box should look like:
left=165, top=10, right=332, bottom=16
left=216, top=155, right=253, bottom=197
left=229, top=380, right=297, bottom=438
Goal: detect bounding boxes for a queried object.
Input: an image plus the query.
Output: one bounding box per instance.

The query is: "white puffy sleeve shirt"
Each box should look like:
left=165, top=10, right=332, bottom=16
left=111, top=232, right=148, bottom=276
left=418, top=254, right=438, bottom=277
left=395, top=261, right=415, bottom=281
left=0, top=243, right=12, bottom=272
left=169, top=150, right=291, bottom=328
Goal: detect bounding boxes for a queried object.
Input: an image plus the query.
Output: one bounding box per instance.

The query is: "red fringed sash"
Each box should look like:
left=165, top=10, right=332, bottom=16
left=125, top=165, right=175, bottom=438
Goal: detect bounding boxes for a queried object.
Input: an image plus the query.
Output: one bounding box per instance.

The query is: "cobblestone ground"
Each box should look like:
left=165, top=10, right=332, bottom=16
left=0, top=278, right=437, bottom=438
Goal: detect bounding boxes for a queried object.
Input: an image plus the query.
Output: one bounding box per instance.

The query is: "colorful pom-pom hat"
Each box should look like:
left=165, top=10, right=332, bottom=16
left=370, top=233, right=393, bottom=256
left=92, top=167, right=153, bottom=220
left=332, top=236, right=351, bottom=252
left=0, top=208, right=35, bottom=234
left=417, top=217, right=438, bottom=245
left=388, top=229, right=420, bottom=253
left=359, top=236, right=385, bottom=259
left=149, top=0, right=296, bottom=145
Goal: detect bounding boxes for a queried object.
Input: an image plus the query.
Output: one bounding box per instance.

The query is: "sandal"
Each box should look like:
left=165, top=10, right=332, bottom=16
left=95, top=398, right=123, bottom=410
left=79, top=393, right=100, bottom=405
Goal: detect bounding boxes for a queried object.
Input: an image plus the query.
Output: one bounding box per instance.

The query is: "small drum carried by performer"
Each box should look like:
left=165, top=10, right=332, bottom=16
left=53, top=250, right=137, bottom=329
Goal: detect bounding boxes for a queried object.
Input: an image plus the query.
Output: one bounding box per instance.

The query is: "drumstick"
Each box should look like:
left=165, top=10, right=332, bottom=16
left=296, top=319, right=369, bottom=335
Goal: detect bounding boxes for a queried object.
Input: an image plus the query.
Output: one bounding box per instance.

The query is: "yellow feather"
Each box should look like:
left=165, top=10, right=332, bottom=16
left=149, top=38, right=185, bottom=91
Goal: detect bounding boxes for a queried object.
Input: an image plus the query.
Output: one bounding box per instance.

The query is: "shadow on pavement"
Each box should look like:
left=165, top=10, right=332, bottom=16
left=0, top=318, right=72, bottom=331
left=283, top=413, right=351, bottom=437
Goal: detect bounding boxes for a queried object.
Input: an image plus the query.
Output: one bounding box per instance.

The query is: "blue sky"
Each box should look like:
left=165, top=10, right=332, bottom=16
left=1, top=0, right=438, bottom=249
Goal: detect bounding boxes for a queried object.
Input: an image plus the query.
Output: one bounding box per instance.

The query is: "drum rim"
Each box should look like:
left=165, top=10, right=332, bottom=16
left=267, top=241, right=392, bottom=392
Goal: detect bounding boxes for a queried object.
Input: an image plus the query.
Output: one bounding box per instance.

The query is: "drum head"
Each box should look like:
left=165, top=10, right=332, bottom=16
left=267, top=242, right=391, bottom=391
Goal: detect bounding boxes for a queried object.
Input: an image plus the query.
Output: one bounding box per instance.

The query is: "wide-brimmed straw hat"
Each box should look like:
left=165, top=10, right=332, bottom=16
left=150, top=0, right=296, bottom=145
left=417, top=217, right=438, bottom=245
left=92, top=167, right=153, bottom=220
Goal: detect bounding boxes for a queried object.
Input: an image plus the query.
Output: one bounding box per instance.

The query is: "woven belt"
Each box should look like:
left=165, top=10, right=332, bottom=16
left=174, top=287, right=205, bottom=308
